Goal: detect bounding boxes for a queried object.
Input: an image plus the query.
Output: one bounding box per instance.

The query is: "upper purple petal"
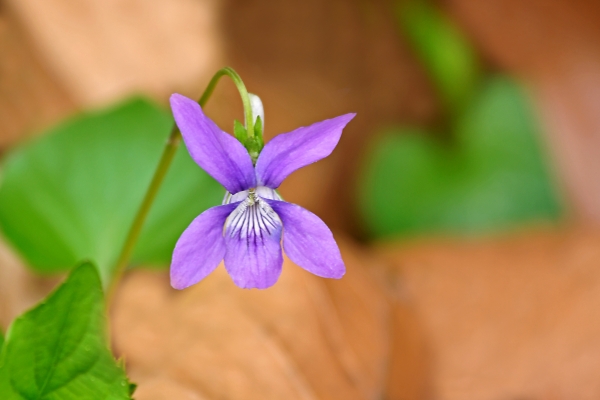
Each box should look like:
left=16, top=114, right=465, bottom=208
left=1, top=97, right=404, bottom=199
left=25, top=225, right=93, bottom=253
left=170, top=203, right=238, bottom=289
left=223, top=198, right=283, bottom=289
left=267, top=200, right=345, bottom=279
left=170, top=93, right=256, bottom=193
left=255, top=113, right=356, bottom=188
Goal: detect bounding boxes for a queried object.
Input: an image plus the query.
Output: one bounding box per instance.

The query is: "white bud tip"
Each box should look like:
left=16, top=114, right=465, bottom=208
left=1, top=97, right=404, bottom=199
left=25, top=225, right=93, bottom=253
left=247, top=93, right=264, bottom=130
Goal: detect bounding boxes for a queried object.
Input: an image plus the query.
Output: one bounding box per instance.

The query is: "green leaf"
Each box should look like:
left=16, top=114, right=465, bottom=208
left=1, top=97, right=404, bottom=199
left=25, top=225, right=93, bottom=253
left=359, top=77, right=562, bottom=238
left=233, top=119, right=247, bottom=144
left=0, top=330, right=4, bottom=351
left=396, top=0, right=481, bottom=114
left=0, top=97, right=222, bottom=282
left=0, top=262, right=132, bottom=399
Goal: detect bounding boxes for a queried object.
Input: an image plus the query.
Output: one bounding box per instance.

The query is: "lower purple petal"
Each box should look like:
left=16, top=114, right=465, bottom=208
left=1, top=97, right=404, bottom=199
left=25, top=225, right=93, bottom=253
left=224, top=199, right=283, bottom=289
left=267, top=200, right=345, bottom=279
left=170, top=203, right=238, bottom=290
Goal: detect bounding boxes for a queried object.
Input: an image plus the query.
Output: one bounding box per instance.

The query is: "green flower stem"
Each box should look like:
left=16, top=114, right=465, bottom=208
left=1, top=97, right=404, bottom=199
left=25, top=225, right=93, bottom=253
left=199, top=67, right=255, bottom=139
left=106, top=125, right=181, bottom=303
left=106, top=67, right=252, bottom=303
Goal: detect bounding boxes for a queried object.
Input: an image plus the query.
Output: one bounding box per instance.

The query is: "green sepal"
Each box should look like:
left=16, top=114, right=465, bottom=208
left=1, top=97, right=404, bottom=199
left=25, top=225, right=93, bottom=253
left=233, top=119, right=248, bottom=145
left=0, top=262, right=133, bottom=399
left=239, top=116, right=264, bottom=161
left=253, top=116, right=264, bottom=149
left=245, top=138, right=263, bottom=161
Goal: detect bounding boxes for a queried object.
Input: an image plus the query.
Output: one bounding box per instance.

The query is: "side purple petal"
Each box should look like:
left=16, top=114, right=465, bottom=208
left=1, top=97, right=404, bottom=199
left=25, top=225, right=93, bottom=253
left=255, top=113, right=356, bottom=189
left=266, top=200, right=345, bottom=279
left=170, top=93, right=256, bottom=193
left=170, top=203, right=238, bottom=290
left=223, top=201, right=284, bottom=289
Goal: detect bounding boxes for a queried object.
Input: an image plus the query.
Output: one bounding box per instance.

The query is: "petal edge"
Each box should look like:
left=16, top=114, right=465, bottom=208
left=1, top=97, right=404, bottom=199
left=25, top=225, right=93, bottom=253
left=170, top=93, right=256, bottom=193
left=255, top=113, right=356, bottom=188
left=267, top=200, right=345, bottom=279
left=170, top=203, right=238, bottom=290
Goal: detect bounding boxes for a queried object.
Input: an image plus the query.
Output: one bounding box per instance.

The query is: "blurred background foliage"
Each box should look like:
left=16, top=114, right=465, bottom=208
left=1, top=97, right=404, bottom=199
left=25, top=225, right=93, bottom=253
left=396, top=0, right=481, bottom=116
left=0, top=0, right=565, bottom=276
left=359, top=0, right=561, bottom=238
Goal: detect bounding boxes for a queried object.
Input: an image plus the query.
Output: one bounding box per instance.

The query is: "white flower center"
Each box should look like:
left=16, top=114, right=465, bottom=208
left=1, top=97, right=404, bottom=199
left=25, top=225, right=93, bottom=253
left=222, top=186, right=281, bottom=205
left=223, top=186, right=282, bottom=239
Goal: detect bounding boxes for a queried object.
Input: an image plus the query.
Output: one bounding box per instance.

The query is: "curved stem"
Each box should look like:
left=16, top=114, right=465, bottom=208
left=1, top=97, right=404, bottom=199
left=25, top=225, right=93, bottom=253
left=198, top=67, right=255, bottom=138
left=106, top=67, right=251, bottom=303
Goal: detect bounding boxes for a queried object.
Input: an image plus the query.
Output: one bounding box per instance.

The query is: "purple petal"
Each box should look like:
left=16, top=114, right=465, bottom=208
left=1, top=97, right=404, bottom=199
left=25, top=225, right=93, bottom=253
left=255, top=113, right=356, bottom=188
left=170, top=203, right=238, bottom=290
left=223, top=198, right=283, bottom=289
left=170, top=93, right=256, bottom=193
left=267, top=200, right=345, bottom=279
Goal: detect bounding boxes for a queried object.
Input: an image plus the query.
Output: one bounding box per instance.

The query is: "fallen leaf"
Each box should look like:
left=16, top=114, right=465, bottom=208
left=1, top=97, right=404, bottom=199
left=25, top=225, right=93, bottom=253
left=111, top=238, right=426, bottom=400
left=377, top=226, right=600, bottom=399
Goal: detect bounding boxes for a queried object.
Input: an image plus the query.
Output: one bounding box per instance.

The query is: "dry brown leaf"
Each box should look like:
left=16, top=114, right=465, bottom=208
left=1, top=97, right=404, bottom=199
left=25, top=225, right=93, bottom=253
left=0, top=240, right=60, bottom=330
left=6, top=0, right=223, bottom=107
left=0, top=10, right=75, bottom=150
left=132, top=376, right=210, bottom=400
left=111, top=238, right=427, bottom=400
left=376, top=227, right=600, bottom=400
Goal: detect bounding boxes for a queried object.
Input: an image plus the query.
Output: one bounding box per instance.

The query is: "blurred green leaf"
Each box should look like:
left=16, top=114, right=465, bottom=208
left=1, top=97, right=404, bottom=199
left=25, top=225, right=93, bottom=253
left=0, top=98, right=222, bottom=282
left=0, top=262, right=132, bottom=399
left=396, top=0, right=481, bottom=114
left=359, top=77, right=562, bottom=238
left=0, top=330, right=4, bottom=351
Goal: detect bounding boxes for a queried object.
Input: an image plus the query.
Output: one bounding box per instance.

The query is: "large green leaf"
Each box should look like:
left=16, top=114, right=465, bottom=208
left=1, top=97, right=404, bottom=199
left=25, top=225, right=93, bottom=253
left=359, top=77, right=562, bottom=238
left=0, top=97, right=222, bottom=282
left=0, top=262, right=132, bottom=399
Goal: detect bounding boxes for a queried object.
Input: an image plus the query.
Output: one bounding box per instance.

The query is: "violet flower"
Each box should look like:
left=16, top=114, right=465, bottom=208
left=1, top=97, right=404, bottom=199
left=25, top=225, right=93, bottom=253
left=169, top=93, right=355, bottom=289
